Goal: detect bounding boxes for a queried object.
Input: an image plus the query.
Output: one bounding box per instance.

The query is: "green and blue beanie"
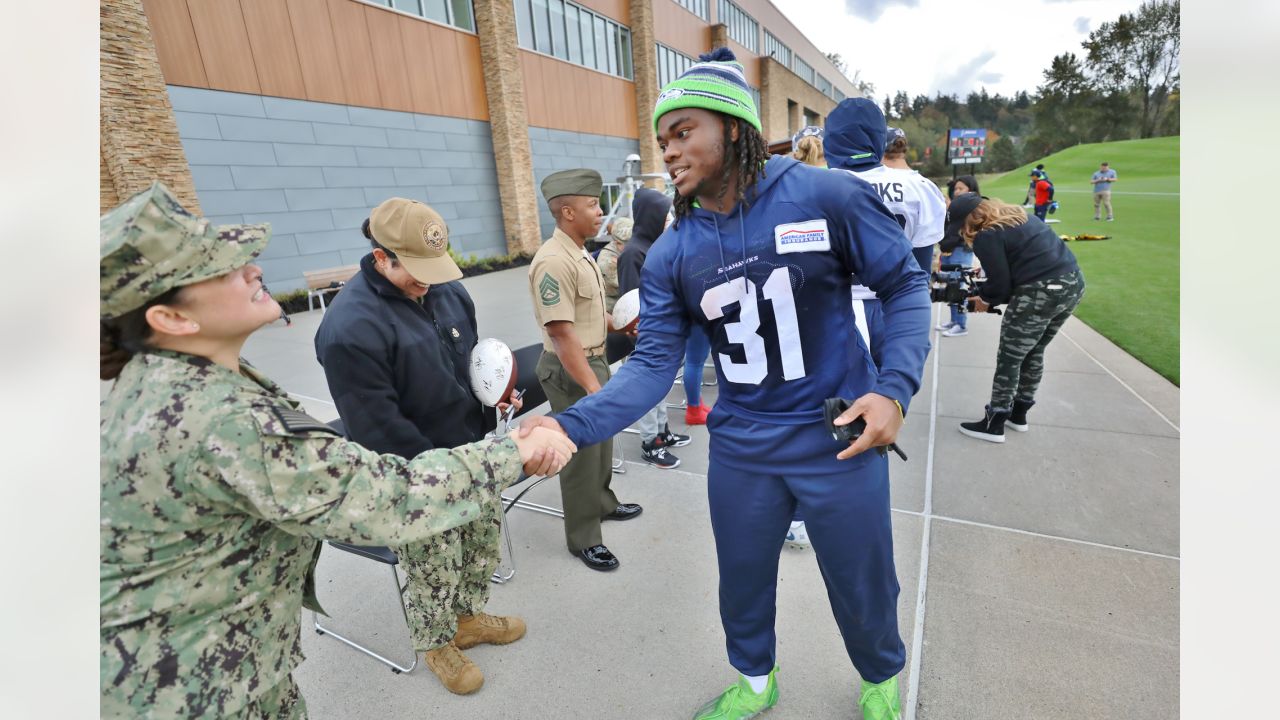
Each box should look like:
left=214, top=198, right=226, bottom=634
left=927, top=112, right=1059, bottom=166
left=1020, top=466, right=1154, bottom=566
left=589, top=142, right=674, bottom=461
left=652, top=47, right=761, bottom=134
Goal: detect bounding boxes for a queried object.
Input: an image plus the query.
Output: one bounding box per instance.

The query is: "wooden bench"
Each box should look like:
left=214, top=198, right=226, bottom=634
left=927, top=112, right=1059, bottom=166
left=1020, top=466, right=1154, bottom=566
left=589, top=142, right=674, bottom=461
left=303, top=265, right=359, bottom=312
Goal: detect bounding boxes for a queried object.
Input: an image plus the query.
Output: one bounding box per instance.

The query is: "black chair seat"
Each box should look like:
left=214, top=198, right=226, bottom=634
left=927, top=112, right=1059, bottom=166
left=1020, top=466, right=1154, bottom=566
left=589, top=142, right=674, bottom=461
left=605, top=333, right=634, bottom=365
left=327, top=542, right=399, bottom=565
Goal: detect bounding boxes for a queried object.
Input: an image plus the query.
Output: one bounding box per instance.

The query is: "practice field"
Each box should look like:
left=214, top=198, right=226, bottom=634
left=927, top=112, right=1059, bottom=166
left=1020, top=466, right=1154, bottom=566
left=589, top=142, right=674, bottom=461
left=970, top=137, right=1180, bottom=384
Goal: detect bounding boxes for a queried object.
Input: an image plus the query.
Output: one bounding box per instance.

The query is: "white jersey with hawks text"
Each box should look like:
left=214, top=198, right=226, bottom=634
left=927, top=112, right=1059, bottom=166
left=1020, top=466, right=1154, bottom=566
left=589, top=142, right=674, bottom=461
left=850, top=165, right=946, bottom=249
left=841, top=165, right=946, bottom=301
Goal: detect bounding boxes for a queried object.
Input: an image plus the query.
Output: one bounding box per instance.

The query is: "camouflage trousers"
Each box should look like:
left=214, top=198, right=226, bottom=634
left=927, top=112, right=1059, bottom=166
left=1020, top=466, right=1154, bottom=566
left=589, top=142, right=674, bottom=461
left=234, top=676, right=306, bottom=719
left=990, top=270, right=1085, bottom=411
left=395, top=495, right=503, bottom=651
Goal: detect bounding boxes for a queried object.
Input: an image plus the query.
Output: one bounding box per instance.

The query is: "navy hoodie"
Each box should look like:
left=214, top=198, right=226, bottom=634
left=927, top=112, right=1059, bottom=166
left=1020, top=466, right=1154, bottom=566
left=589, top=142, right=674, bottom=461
left=555, top=156, right=931, bottom=475
left=616, top=187, right=671, bottom=296
left=824, top=97, right=887, bottom=172
left=314, top=253, right=494, bottom=458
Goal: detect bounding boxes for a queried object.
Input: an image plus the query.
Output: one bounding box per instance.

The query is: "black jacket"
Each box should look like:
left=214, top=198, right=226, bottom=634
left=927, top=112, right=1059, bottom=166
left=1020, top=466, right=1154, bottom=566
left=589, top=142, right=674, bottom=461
left=314, top=253, right=494, bottom=458
left=973, top=216, right=1080, bottom=305
left=616, top=187, right=673, bottom=295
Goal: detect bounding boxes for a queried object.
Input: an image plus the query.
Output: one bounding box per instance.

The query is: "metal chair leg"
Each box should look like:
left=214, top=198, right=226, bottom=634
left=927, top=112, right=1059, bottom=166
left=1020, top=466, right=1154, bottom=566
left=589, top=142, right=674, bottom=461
left=313, top=563, right=418, bottom=674
left=612, top=438, right=626, bottom=474
left=490, top=509, right=515, bottom=584
left=501, top=475, right=565, bottom=518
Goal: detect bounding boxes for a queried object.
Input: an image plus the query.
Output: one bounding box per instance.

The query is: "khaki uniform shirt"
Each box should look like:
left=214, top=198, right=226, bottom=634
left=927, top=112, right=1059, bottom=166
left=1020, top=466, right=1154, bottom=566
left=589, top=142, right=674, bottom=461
left=529, top=227, right=608, bottom=354
left=100, top=350, right=521, bottom=717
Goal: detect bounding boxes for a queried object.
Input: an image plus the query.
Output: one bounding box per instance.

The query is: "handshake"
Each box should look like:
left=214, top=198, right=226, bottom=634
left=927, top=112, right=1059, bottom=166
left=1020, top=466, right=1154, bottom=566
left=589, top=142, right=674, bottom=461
left=508, top=416, right=574, bottom=477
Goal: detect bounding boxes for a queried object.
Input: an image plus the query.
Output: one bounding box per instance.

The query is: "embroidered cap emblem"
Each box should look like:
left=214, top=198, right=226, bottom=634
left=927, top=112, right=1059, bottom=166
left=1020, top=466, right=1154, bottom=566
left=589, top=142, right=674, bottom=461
left=423, top=221, right=447, bottom=251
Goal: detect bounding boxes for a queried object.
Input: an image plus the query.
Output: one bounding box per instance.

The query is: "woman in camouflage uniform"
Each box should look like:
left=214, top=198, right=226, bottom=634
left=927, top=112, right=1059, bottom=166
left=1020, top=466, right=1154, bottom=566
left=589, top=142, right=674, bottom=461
left=98, top=183, right=575, bottom=718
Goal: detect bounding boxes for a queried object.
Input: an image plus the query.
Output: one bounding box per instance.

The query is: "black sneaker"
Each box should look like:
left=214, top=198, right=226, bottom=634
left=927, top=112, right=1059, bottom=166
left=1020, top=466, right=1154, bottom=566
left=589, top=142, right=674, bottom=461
left=1007, top=398, right=1035, bottom=432
left=641, top=437, right=681, bottom=469
left=959, top=405, right=1011, bottom=443
left=659, top=423, right=692, bottom=447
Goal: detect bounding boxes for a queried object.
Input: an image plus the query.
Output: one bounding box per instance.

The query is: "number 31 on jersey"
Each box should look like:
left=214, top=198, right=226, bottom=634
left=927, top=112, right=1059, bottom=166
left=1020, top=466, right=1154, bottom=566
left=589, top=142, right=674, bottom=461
left=699, top=267, right=805, bottom=385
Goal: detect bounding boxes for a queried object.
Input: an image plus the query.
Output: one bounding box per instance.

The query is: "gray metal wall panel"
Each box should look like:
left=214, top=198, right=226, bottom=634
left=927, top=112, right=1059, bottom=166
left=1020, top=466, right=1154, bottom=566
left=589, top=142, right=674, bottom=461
left=169, top=87, right=511, bottom=292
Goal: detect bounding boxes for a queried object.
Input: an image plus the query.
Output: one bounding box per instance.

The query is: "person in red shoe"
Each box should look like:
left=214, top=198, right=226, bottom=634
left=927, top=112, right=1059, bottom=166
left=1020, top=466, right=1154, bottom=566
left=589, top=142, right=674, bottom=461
left=684, top=324, right=712, bottom=425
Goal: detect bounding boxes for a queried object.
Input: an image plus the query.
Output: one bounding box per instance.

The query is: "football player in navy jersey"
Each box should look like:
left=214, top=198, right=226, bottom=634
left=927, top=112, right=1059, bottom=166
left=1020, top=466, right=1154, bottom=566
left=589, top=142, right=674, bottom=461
left=520, top=49, right=930, bottom=720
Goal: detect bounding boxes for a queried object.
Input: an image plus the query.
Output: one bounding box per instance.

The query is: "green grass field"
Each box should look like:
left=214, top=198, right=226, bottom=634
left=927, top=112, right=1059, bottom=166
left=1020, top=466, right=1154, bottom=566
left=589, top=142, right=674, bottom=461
left=971, top=137, right=1180, bottom=384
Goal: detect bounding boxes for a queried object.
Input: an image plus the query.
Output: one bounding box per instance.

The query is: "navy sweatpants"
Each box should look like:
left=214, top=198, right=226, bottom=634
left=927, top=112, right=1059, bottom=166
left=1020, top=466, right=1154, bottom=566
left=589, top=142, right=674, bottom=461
left=707, top=451, right=905, bottom=683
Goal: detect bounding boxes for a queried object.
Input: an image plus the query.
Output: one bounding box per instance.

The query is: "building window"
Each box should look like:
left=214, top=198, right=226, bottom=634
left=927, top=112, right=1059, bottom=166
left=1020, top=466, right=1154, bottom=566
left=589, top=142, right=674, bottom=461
left=763, top=30, right=791, bottom=68
left=601, top=182, right=622, bottom=215
left=834, top=87, right=846, bottom=103
left=514, top=0, right=633, bottom=79
left=793, top=56, right=815, bottom=86
left=816, top=74, right=833, bottom=98
left=673, top=0, right=709, bottom=21
left=748, top=86, right=760, bottom=115
left=656, top=44, right=695, bottom=88
left=717, top=0, right=758, bottom=53
left=372, top=0, right=474, bottom=31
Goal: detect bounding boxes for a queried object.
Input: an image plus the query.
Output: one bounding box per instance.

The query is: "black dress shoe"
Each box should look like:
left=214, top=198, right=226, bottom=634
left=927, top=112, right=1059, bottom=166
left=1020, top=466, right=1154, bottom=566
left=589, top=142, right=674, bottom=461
left=572, top=544, right=620, bottom=571
left=604, top=503, right=643, bottom=521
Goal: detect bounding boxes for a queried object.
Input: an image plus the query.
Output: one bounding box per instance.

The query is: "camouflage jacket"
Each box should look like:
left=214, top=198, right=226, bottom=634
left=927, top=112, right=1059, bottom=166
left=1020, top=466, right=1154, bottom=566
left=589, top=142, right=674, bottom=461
left=596, top=243, right=621, bottom=313
left=100, top=350, right=521, bottom=717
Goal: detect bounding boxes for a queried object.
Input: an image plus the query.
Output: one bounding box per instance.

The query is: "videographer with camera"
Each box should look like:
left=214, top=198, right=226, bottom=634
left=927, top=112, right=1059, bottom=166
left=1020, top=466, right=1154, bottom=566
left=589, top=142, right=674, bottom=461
left=945, top=193, right=1085, bottom=443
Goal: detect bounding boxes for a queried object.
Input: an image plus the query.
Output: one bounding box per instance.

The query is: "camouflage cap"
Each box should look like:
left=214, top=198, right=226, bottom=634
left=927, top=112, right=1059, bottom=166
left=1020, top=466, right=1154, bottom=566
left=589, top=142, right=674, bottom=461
left=540, top=169, right=603, bottom=202
left=101, top=182, right=270, bottom=319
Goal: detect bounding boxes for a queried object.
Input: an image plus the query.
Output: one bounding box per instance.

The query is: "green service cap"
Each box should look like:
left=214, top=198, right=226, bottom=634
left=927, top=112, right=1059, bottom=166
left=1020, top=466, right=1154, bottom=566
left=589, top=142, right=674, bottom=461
left=100, top=182, right=270, bottom=319
left=540, top=169, right=603, bottom=202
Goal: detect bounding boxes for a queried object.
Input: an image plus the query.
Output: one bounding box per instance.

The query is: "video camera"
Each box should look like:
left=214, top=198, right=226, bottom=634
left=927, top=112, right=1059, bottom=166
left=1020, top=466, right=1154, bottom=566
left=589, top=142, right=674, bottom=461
left=929, top=264, right=998, bottom=314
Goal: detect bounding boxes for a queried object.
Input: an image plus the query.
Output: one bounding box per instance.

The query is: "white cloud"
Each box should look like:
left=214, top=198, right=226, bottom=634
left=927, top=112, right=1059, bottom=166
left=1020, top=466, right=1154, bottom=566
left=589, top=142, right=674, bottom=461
left=774, top=0, right=1147, bottom=98
left=933, top=51, right=1005, bottom=96
left=842, top=0, right=921, bottom=22
left=1074, top=16, right=1092, bottom=33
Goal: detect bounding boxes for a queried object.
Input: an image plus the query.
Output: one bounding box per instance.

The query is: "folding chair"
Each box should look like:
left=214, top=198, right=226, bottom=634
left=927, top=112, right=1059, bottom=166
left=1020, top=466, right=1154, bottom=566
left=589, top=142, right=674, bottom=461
left=605, top=334, right=635, bottom=473
left=312, top=419, right=418, bottom=673
left=501, top=343, right=569, bottom=516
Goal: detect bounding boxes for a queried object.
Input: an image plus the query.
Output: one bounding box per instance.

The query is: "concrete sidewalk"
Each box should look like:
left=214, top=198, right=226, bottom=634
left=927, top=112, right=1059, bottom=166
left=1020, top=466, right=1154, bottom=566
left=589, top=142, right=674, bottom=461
left=242, top=266, right=1178, bottom=719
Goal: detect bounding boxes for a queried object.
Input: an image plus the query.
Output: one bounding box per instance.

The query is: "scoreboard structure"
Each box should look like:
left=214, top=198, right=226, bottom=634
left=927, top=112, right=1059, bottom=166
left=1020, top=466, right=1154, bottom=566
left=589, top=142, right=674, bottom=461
left=948, top=128, right=987, bottom=165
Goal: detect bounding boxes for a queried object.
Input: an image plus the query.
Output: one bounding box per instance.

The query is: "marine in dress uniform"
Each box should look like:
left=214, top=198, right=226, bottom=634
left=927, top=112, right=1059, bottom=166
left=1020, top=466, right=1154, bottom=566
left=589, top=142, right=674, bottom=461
left=528, top=169, right=641, bottom=571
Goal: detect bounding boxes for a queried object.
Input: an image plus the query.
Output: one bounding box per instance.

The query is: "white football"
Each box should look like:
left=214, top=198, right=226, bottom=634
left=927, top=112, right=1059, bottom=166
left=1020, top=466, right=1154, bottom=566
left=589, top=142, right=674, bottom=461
left=468, top=338, right=518, bottom=407
left=612, top=288, right=640, bottom=332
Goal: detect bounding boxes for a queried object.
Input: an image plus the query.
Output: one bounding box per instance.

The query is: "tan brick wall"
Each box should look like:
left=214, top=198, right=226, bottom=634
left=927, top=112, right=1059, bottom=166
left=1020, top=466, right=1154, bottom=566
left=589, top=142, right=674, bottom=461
left=760, top=57, right=837, bottom=145
left=100, top=0, right=199, bottom=214
left=100, top=149, right=120, bottom=211
left=629, top=0, right=662, bottom=180
left=473, top=0, right=542, bottom=256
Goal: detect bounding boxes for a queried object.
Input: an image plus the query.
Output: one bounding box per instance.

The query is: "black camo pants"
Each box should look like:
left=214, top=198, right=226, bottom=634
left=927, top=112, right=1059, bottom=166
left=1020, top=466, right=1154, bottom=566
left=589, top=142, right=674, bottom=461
left=990, top=271, right=1085, bottom=411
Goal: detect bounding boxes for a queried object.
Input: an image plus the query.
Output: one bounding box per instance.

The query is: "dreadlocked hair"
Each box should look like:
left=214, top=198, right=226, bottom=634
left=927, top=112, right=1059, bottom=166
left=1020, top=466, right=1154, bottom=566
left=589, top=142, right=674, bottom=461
left=672, top=113, right=769, bottom=228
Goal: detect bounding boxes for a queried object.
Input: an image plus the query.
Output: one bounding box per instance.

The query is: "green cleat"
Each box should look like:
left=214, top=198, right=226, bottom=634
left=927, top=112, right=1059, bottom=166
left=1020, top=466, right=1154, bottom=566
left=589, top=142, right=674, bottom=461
left=858, top=675, right=902, bottom=720
left=691, top=666, right=780, bottom=720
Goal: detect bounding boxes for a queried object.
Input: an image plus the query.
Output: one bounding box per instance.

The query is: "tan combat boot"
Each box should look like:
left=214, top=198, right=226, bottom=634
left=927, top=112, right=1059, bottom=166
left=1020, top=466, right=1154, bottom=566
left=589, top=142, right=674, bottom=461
left=423, top=641, right=484, bottom=695
left=453, top=613, right=527, bottom=649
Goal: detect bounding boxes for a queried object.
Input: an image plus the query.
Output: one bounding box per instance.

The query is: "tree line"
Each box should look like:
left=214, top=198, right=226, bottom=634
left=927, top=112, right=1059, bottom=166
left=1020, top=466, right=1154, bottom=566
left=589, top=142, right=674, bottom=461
left=873, top=0, right=1179, bottom=178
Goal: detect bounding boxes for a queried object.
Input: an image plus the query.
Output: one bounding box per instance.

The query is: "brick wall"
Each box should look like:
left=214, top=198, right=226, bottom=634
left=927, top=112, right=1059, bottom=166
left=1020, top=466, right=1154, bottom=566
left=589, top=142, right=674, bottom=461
left=528, top=127, right=642, bottom=240
left=101, top=0, right=199, bottom=213
left=168, top=86, right=508, bottom=292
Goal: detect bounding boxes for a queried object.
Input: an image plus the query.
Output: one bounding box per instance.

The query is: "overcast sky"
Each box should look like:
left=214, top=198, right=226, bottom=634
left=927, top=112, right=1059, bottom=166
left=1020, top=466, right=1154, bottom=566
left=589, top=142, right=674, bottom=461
left=775, top=0, right=1149, bottom=99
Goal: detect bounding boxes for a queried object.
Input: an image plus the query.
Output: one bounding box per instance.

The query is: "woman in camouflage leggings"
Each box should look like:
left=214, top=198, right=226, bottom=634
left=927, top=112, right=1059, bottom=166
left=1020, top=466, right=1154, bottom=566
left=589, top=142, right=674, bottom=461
left=943, top=194, right=1086, bottom=443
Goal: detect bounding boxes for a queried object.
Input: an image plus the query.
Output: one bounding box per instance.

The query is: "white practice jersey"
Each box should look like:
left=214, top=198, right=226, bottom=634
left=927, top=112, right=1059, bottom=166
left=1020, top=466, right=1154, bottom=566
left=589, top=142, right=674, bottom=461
left=837, top=165, right=946, bottom=301
left=850, top=165, right=947, bottom=249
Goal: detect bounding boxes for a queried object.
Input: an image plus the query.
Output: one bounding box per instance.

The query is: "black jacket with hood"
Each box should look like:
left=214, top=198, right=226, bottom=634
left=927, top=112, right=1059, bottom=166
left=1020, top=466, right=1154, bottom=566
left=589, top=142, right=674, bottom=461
left=616, top=187, right=673, bottom=296
left=314, top=253, right=494, bottom=459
